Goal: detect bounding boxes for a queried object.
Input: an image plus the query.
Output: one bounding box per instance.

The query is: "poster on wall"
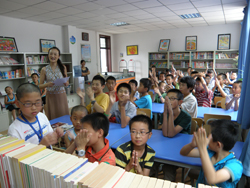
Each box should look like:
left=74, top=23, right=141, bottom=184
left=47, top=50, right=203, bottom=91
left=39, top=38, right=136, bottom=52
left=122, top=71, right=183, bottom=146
left=0, top=37, right=18, bottom=52
left=81, top=44, right=91, bottom=63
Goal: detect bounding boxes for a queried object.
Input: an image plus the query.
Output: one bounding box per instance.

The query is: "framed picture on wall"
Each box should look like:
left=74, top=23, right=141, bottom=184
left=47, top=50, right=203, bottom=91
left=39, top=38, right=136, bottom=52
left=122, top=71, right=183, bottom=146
left=217, top=34, right=231, bottom=50
left=82, top=32, right=89, bottom=41
left=0, top=36, right=18, bottom=52
left=185, top=36, right=197, bottom=51
left=158, top=39, right=170, bottom=52
left=126, top=45, right=138, bottom=55
left=40, top=39, right=56, bottom=52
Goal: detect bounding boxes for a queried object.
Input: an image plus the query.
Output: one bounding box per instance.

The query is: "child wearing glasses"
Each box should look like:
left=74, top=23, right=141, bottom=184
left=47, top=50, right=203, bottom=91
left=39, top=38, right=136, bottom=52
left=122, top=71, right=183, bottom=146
left=105, top=83, right=136, bottom=128
left=8, top=83, right=63, bottom=146
left=115, top=115, right=155, bottom=176
left=162, top=89, right=191, bottom=181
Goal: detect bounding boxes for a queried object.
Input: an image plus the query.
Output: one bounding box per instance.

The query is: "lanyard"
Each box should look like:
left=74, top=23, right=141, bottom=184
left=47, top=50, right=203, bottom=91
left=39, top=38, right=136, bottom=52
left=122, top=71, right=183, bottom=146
left=21, top=114, right=43, bottom=142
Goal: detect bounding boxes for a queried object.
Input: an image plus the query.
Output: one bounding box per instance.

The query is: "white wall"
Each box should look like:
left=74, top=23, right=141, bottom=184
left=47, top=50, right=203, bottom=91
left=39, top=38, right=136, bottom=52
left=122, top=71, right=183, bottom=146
left=113, top=23, right=242, bottom=81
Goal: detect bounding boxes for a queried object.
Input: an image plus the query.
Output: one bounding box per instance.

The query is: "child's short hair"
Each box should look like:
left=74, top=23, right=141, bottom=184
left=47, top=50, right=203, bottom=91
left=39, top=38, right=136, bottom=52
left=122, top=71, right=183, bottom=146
left=234, top=80, right=242, bottom=88
left=106, top=76, right=116, bottom=83
left=81, top=113, right=109, bottom=137
left=16, top=83, right=41, bottom=100
left=180, top=76, right=195, bottom=92
left=92, top=75, right=105, bottom=86
left=140, top=78, right=152, bottom=92
left=71, top=105, right=88, bottom=116
left=207, top=69, right=213, bottom=74
left=129, top=79, right=138, bottom=87
left=205, top=74, right=210, bottom=78
left=166, top=74, right=173, bottom=79
left=159, top=81, right=166, bottom=87
left=31, top=73, right=39, bottom=77
left=160, top=72, right=165, bottom=76
left=129, top=115, right=153, bottom=132
left=167, top=89, right=184, bottom=100
left=165, top=68, right=171, bottom=73
left=5, top=86, right=12, bottom=91
left=210, top=119, right=239, bottom=151
left=191, top=71, right=198, bottom=75
left=196, top=77, right=202, bottom=82
left=151, top=65, right=156, bottom=68
left=218, top=73, right=227, bottom=80
left=117, top=83, right=131, bottom=94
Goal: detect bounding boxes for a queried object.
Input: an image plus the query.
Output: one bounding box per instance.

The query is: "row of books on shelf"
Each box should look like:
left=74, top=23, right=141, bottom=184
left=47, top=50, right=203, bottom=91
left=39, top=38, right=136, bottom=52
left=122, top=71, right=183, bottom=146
left=215, top=63, right=237, bottom=69
left=192, top=61, right=213, bottom=69
left=0, top=69, right=23, bottom=79
left=27, top=67, right=39, bottom=76
left=0, top=57, right=19, bottom=65
left=149, top=53, right=167, bottom=60
left=26, top=55, right=48, bottom=64
left=170, top=61, right=189, bottom=68
left=192, top=52, right=213, bottom=59
left=0, top=136, right=214, bottom=188
left=215, top=52, right=238, bottom=59
left=169, top=53, right=189, bottom=60
left=150, top=62, right=168, bottom=68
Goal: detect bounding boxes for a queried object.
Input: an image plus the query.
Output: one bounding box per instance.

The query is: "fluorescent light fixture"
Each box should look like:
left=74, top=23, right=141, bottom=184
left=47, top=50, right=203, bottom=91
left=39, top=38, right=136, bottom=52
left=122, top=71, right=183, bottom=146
left=179, top=13, right=202, bottom=19
left=110, top=22, right=129, bottom=26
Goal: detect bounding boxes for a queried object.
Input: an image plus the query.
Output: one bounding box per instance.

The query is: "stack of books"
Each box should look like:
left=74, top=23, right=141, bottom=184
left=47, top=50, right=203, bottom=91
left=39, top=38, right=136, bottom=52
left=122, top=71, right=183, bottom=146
left=0, top=57, right=19, bottom=65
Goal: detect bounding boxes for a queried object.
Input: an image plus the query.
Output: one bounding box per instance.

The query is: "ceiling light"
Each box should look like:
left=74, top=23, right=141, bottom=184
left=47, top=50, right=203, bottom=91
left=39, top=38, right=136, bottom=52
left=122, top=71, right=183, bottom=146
left=179, top=13, right=202, bottom=19
left=110, top=22, right=129, bottom=26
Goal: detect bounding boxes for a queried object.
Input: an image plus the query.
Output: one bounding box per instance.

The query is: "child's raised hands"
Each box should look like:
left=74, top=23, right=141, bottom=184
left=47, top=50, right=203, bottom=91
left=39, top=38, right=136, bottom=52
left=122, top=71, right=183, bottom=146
left=133, top=151, right=142, bottom=174
left=75, top=129, right=92, bottom=149
left=86, top=87, right=94, bottom=100
left=154, top=87, right=160, bottom=95
left=234, top=93, right=241, bottom=100
left=109, top=90, right=116, bottom=105
left=194, top=128, right=212, bottom=151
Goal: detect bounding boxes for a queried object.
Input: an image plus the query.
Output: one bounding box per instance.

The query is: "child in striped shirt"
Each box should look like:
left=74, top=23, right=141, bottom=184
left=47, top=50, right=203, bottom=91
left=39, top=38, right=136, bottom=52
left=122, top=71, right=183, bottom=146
left=195, top=73, right=213, bottom=107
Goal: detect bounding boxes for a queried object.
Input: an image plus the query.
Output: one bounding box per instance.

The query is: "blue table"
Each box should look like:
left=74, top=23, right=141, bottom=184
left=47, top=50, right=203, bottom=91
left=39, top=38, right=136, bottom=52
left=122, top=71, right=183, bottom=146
left=49, top=115, right=130, bottom=147
left=111, top=129, right=243, bottom=169
left=197, top=107, right=238, bottom=121
left=152, top=103, right=164, bottom=129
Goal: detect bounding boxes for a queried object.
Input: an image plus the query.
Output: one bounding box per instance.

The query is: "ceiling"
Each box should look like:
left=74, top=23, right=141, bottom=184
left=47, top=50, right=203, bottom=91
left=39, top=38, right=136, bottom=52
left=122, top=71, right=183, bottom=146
left=0, top=0, right=246, bottom=34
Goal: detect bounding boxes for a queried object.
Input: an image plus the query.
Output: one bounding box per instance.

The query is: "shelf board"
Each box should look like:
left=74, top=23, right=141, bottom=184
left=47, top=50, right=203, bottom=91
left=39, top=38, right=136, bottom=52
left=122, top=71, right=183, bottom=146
left=215, top=68, right=238, bottom=69
left=192, top=59, right=213, bottom=61
left=27, top=63, right=49, bottom=66
left=0, top=64, right=24, bottom=66
left=215, top=58, right=235, bottom=60
left=67, top=72, right=72, bottom=74
left=149, top=59, right=168, bottom=61
left=169, top=59, right=189, bottom=61
left=0, top=77, right=26, bottom=81
left=155, top=67, right=168, bottom=69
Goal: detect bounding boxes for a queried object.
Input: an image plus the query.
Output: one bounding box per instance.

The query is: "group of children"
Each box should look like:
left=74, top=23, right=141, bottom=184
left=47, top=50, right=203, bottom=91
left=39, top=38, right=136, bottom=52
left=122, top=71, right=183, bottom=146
left=5, top=67, right=243, bottom=187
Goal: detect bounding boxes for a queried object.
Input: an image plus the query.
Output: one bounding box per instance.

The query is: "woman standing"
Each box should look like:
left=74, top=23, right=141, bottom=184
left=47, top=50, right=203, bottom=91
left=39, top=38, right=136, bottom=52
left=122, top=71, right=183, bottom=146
left=39, top=47, right=69, bottom=120
left=81, top=60, right=90, bottom=81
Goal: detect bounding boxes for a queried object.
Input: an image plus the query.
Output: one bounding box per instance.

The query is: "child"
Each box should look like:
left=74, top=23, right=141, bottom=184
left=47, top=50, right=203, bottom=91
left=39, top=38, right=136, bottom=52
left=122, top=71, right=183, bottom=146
left=64, top=105, right=88, bottom=148
left=225, top=80, right=242, bottom=111
left=129, top=79, right=140, bottom=101
left=212, top=73, right=230, bottom=98
left=180, top=120, right=243, bottom=187
left=153, top=81, right=167, bottom=103
left=8, top=83, right=63, bottom=146
left=158, top=72, right=166, bottom=84
left=162, top=89, right=191, bottom=137
left=205, top=74, right=212, bottom=89
left=166, top=74, right=175, bottom=91
left=131, top=78, right=152, bottom=119
left=226, top=72, right=237, bottom=86
left=77, top=75, right=109, bottom=114
left=195, top=74, right=214, bottom=107
left=105, top=83, right=136, bottom=128
left=4, top=86, right=17, bottom=120
left=65, top=113, right=116, bottom=165
left=31, top=73, right=47, bottom=113
left=206, top=69, right=215, bottom=90
left=179, top=76, right=198, bottom=118
left=115, top=115, right=155, bottom=176
left=105, top=76, right=118, bottom=101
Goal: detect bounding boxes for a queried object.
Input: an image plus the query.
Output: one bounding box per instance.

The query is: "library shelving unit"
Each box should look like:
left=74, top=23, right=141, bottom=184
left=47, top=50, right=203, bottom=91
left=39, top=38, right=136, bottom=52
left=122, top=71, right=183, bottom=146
left=148, top=49, right=238, bottom=74
left=0, top=52, right=26, bottom=99
left=169, top=51, right=190, bottom=70
left=214, top=49, right=238, bottom=73
left=148, top=52, right=168, bottom=70
left=0, top=52, right=73, bottom=100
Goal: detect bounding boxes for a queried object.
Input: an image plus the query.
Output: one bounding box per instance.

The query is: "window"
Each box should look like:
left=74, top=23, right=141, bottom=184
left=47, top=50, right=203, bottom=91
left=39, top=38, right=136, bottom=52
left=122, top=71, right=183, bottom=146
left=100, top=35, right=111, bottom=72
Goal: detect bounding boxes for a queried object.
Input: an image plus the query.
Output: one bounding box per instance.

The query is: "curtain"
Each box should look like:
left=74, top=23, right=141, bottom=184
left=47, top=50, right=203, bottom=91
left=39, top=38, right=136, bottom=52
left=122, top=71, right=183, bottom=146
left=239, top=0, right=250, bottom=177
